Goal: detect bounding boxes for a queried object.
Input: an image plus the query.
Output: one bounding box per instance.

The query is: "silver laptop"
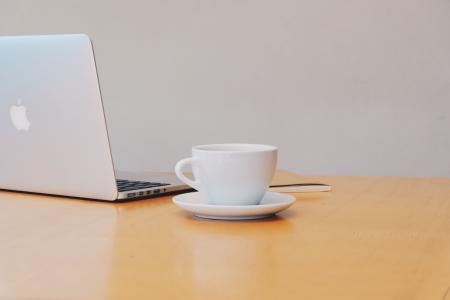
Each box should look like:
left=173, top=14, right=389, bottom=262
left=0, top=34, right=189, bottom=201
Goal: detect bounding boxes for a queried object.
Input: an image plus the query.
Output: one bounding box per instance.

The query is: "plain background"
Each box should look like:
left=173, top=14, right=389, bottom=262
left=1, top=0, right=449, bottom=177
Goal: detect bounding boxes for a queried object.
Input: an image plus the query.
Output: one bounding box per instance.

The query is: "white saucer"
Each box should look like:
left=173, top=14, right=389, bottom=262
left=172, top=191, right=296, bottom=220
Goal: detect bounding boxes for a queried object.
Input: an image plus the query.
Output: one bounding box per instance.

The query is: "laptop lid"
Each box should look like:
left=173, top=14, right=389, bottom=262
left=0, top=34, right=118, bottom=200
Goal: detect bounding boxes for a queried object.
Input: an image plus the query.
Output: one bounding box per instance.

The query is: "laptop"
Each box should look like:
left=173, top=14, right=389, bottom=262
left=0, top=34, right=190, bottom=201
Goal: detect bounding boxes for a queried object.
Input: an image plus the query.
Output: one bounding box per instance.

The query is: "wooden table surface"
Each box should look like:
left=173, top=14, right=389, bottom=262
left=1, top=171, right=449, bottom=300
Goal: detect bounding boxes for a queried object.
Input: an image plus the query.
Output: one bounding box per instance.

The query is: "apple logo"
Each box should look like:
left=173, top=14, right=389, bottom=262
left=10, top=98, right=30, bottom=131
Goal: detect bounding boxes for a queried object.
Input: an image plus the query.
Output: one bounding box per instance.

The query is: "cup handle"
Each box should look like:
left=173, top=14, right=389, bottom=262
left=175, top=157, right=200, bottom=190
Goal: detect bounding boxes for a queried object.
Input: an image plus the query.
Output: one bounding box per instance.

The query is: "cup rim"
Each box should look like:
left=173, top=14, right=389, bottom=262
left=193, top=143, right=277, bottom=153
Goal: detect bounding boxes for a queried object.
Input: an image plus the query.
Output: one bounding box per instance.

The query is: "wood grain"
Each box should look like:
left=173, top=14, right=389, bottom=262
left=0, top=171, right=449, bottom=300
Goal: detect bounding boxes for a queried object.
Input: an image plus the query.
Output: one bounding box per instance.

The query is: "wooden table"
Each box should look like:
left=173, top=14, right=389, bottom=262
left=1, top=171, right=449, bottom=300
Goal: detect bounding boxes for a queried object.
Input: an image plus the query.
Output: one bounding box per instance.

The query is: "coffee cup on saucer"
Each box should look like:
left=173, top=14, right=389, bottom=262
left=175, top=144, right=277, bottom=206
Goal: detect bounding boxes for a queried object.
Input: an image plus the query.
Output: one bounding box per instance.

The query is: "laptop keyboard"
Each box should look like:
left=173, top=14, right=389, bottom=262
left=116, top=179, right=170, bottom=192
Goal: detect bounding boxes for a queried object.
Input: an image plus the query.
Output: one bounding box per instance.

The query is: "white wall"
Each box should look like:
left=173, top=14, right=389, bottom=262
left=1, top=0, right=450, bottom=177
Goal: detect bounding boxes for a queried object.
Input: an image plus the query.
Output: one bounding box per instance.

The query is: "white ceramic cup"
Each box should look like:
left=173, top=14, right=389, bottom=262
left=175, top=144, right=277, bottom=205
